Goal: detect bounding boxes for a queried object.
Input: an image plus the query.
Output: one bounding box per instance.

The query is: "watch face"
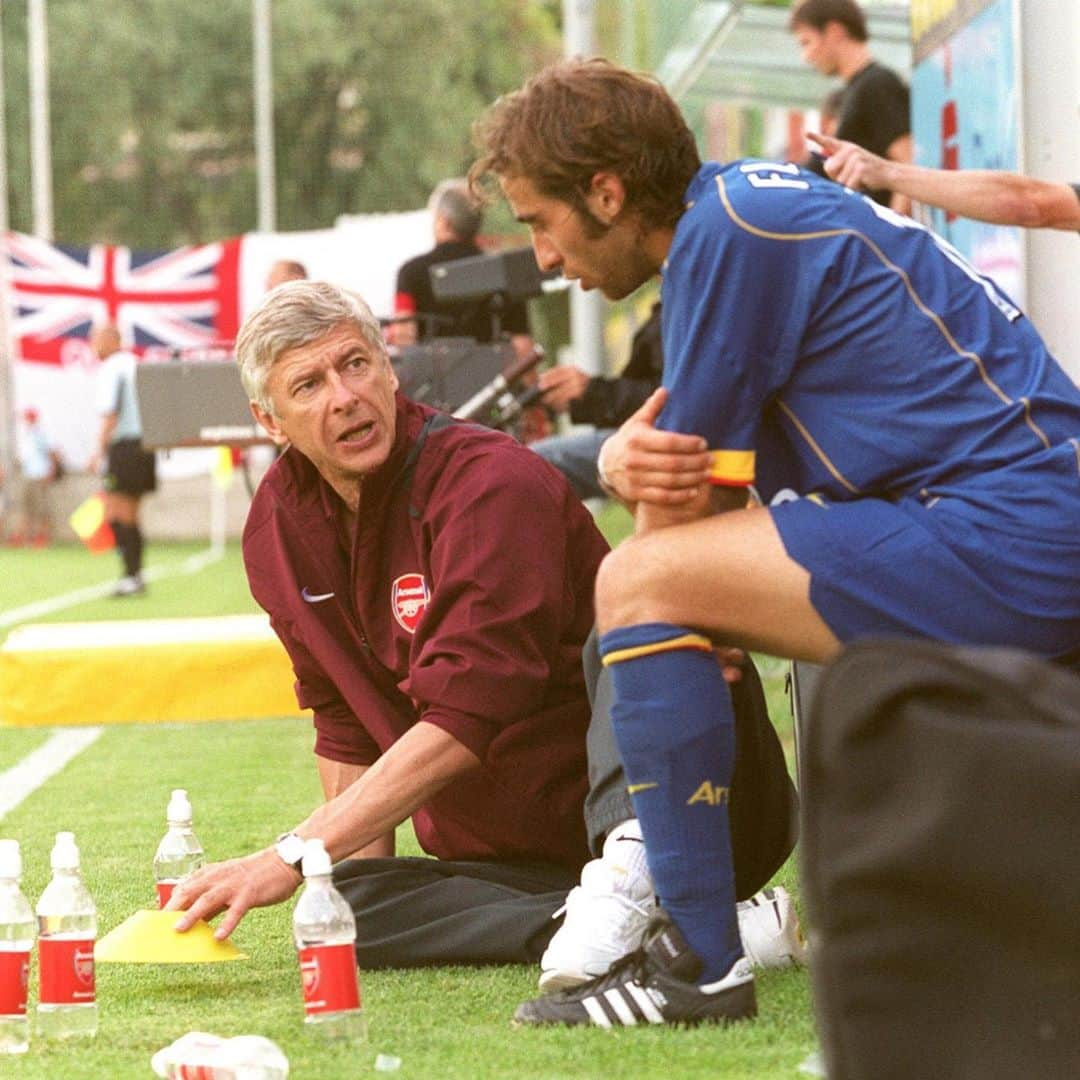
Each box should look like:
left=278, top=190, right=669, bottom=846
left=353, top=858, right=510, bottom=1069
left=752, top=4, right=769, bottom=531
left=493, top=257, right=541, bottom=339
left=277, top=834, right=305, bottom=867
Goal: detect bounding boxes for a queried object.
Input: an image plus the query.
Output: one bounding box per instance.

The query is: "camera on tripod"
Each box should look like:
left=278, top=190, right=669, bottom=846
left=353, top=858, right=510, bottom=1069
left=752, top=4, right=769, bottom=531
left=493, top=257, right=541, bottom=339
left=388, top=248, right=559, bottom=431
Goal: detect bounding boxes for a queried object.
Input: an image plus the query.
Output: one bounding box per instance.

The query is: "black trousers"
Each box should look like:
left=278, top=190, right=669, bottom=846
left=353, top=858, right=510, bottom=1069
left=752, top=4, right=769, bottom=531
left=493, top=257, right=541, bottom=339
left=333, top=632, right=797, bottom=969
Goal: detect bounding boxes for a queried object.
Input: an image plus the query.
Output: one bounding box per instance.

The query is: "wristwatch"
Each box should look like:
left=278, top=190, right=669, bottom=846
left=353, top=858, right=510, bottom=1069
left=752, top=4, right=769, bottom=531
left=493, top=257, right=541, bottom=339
left=274, top=831, right=306, bottom=874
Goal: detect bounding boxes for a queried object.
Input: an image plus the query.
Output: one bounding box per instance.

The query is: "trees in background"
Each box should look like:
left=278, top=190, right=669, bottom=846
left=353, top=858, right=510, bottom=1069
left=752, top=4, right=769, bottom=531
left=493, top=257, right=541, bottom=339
left=1, top=0, right=559, bottom=247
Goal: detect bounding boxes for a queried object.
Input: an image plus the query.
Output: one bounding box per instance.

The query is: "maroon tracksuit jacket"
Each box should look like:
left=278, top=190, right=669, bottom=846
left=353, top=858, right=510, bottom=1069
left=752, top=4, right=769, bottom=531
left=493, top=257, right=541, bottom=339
left=243, top=396, right=609, bottom=868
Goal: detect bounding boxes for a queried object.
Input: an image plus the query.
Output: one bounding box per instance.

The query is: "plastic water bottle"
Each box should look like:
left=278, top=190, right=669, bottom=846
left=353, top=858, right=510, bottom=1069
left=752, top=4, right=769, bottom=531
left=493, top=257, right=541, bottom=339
left=150, top=1030, right=289, bottom=1079
left=0, top=840, right=35, bottom=1055
left=36, top=831, right=97, bottom=1039
left=153, top=789, right=206, bottom=908
left=292, top=839, right=365, bottom=1040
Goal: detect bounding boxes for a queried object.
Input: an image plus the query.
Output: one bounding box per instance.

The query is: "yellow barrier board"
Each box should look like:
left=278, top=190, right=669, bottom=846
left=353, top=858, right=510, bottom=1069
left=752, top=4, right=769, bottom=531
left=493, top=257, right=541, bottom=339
left=0, top=615, right=303, bottom=727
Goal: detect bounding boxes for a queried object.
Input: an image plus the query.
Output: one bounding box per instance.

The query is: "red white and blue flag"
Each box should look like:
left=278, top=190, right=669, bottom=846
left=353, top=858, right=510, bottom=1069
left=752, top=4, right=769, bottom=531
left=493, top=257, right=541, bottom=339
left=4, top=215, right=430, bottom=469
left=6, top=231, right=241, bottom=366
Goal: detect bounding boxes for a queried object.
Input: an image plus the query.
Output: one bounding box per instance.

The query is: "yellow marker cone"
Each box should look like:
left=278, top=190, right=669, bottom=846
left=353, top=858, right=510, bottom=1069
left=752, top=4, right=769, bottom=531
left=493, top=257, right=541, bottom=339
left=95, top=910, right=248, bottom=964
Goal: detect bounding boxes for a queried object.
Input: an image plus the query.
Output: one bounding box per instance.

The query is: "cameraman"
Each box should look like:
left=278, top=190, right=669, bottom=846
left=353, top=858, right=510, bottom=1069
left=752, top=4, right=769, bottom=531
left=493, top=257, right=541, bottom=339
left=391, top=178, right=532, bottom=354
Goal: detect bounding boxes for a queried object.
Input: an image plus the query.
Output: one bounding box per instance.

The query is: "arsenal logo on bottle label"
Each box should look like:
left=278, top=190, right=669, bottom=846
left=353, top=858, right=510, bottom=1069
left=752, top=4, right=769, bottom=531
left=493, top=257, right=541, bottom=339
left=300, top=953, right=320, bottom=997
left=74, top=945, right=95, bottom=986
left=391, top=573, right=429, bottom=633
left=297, top=944, right=360, bottom=1015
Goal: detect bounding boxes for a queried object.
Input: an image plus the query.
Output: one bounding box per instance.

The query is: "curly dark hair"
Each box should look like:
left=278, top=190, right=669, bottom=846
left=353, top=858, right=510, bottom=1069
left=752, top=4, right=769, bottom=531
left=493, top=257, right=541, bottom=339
left=469, top=58, right=701, bottom=231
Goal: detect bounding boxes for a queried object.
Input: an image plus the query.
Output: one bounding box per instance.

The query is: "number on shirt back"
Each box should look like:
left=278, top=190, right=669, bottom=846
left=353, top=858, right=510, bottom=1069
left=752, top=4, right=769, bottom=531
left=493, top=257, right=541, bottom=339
left=739, top=161, right=811, bottom=191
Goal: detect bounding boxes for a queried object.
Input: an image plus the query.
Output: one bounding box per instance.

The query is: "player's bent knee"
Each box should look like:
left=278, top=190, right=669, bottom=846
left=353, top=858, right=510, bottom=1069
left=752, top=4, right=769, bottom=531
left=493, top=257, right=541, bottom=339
left=595, top=537, right=673, bottom=632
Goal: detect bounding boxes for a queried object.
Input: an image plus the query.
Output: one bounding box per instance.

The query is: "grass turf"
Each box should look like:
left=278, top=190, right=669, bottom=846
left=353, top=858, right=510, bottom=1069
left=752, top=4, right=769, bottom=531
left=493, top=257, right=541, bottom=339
left=2, top=721, right=814, bottom=1079
left=0, top=527, right=816, bottom=1077
left=0, top=729, right=51, bottom=773
left=0, top=541, right=261, bottom=643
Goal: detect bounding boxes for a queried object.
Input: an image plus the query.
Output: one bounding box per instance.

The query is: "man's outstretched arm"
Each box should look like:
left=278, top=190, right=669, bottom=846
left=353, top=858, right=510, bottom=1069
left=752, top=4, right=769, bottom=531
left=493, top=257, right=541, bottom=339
left=315, top=758, right=395, bottom=859
left=167, top=721, right=479, bottom=938
left=809, top=133, right=1080, bottom=231
left=883, top=132, right=913, bottom=216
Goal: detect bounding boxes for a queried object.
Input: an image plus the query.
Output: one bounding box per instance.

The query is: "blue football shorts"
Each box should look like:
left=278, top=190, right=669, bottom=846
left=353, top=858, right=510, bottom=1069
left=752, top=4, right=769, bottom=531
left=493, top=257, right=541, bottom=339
left=770, top=493, right=1080, bottom=660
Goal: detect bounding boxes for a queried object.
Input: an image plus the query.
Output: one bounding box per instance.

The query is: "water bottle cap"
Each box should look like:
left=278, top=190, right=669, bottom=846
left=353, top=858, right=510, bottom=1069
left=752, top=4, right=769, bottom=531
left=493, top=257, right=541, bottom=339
left=0, top=838, right=22, bottom=879
left=51, top=830, right=80, bottom=870
left=167, top=788, right=193, bottom=824
left=301, top=838, right=332, bottom=877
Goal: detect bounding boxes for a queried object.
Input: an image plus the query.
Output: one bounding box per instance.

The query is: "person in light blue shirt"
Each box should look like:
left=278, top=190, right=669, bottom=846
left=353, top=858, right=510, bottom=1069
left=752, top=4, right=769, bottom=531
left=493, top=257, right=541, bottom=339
left=89, top=324, right=157, bottom=595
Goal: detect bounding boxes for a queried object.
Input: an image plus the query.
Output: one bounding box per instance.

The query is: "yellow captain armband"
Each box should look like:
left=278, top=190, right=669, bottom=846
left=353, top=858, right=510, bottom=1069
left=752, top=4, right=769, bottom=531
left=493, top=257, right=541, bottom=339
left=707, top=449, right=755, bottom=487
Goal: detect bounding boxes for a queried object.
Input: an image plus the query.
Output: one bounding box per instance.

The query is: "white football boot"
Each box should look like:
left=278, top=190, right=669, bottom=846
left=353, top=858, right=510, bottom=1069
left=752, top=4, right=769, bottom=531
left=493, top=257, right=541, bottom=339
left=540, top=820, right=806, bottom=991
left=736, top=886, right=807, bottom=968
left=538, top=820, right=654, bottom=993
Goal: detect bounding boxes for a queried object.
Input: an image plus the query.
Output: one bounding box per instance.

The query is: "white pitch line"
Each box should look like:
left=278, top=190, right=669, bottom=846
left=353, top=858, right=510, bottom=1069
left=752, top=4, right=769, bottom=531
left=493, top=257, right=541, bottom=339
left=0, top=727, right=104, bottom=822
left=0, top=545, right=226, bottom=631
left=0, top=579, right=125, bottom=629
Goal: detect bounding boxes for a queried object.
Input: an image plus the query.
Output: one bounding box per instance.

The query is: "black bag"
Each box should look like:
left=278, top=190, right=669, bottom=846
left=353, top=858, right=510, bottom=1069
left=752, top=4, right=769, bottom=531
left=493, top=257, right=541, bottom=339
left=801, top=640, right=1080, bottom=1080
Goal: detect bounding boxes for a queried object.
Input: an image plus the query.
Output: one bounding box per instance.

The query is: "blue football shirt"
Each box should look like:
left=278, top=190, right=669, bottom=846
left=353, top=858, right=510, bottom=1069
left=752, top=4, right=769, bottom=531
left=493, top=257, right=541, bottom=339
left=658, top=161, right=1080, bottom=540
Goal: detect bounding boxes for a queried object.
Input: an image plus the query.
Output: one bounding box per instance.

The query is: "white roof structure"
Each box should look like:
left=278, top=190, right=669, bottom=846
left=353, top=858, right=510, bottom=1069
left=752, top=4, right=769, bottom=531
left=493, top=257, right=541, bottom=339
left=652, top=1, right=912, bottom=110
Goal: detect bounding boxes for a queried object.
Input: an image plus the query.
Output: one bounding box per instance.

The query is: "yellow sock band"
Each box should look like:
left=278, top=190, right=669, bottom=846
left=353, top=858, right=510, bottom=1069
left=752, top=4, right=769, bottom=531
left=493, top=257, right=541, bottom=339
left=601, top=632, right=713, bottom=667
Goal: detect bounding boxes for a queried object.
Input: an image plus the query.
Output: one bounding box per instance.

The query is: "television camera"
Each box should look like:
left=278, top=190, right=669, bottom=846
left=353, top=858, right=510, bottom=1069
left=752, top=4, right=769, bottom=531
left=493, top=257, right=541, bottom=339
left=387, top=247, right=560, bottom=433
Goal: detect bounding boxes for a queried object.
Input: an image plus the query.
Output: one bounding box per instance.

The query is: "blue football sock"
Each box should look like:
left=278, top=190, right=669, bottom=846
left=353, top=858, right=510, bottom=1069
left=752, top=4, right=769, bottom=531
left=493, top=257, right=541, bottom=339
left=600, top=622, right=742, bottom=984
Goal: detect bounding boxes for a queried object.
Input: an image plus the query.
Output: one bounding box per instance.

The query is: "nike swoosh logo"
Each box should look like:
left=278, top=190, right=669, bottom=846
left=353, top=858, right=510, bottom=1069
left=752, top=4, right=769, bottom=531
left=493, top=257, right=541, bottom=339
left=627, top=782, right=659, bottom=794
left=301, top=586, right=335, bottom=603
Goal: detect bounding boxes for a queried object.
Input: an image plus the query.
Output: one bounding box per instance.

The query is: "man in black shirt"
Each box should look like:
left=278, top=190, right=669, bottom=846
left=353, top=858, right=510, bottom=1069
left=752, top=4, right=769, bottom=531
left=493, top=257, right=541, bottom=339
left=789, top=0, right=911, bottom=211
left=390, top=178, right=531, bottom=348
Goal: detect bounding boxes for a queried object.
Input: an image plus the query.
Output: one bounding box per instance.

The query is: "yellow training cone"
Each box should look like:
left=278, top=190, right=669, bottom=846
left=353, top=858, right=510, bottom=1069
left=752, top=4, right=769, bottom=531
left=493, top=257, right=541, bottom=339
left=95, top=910, right=248, bottom=964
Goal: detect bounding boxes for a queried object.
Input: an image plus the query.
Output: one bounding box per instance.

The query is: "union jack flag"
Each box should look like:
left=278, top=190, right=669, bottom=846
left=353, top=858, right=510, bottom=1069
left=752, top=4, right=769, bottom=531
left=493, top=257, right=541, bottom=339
left=5, top=231, right=241, bottom=366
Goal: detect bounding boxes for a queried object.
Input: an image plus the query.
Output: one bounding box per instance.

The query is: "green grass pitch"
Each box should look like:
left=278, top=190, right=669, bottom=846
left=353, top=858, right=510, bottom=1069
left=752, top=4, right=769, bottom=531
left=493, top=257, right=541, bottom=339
left=0, top=538, right=817, bottom=1078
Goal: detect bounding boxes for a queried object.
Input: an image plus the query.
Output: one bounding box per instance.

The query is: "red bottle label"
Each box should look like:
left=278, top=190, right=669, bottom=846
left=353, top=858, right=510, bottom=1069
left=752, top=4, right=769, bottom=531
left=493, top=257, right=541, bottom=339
left=174, top=1067, right=225, bottom=1080
left=0, top=950, right=31, bottom=1016
left=298, top=943, right=360, bottom=1015
left=157, top=881, right=176, bottom=908
left=38, top=938, right=96, bottom=1005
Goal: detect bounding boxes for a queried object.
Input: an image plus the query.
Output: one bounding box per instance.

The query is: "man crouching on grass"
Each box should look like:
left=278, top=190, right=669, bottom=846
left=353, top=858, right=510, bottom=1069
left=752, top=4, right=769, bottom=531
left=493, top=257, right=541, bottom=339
left=168, top=281, right=797, bottom=1009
